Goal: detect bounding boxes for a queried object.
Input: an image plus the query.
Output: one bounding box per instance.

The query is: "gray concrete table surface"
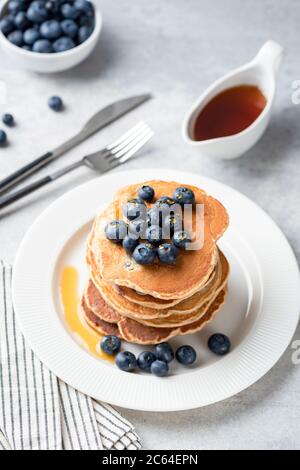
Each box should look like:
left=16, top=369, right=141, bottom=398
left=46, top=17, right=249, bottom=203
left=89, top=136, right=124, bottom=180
left=0, top=0, right=299, bottom=450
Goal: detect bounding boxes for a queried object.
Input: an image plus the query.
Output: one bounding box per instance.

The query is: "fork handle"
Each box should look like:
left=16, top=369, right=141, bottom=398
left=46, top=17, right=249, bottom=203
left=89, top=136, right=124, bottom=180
left=0, top=159, right=83, bottom=210
left=0, top=176, right=52, bottom=209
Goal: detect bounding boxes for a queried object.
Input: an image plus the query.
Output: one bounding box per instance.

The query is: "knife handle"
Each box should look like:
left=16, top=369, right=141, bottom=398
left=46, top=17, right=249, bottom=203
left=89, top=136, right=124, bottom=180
left=0, top=151, right=54, bottom=195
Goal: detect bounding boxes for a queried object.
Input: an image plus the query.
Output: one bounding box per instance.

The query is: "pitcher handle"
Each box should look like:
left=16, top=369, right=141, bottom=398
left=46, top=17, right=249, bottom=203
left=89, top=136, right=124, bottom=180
left=253, top=40, right=284, bottom=76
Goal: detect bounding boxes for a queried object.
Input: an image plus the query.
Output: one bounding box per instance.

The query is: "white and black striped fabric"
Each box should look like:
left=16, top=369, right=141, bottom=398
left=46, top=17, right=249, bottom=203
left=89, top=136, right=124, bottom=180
left=0, top=262, right=141, bottom=451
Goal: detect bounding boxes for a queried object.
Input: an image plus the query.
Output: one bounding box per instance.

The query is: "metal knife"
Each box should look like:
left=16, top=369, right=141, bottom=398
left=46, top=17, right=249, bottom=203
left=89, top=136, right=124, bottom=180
left=0, top=93, right=151, bottom=195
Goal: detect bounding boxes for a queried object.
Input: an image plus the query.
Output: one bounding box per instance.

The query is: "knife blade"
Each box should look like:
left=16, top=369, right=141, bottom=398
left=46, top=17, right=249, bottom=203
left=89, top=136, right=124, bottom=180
left=0, top=93, right=151, bottom=195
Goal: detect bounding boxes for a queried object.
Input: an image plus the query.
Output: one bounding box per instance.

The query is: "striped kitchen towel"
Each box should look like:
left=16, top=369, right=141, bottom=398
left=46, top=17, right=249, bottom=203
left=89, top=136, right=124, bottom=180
left=0, top=261, right=141, bottom=450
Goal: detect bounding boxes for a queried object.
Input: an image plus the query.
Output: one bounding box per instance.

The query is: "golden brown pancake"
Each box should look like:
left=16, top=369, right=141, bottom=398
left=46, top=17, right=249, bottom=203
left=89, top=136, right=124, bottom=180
left=88, top=180, right=229, bottom=300
left=89, top=250, right=228, bottom=323
left=81, top=288, right=227, bottom=345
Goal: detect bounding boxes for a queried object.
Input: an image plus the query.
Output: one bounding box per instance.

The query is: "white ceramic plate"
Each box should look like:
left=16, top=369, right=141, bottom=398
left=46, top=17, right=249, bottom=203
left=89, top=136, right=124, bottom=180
left=12, top=169, right=300, bottom=412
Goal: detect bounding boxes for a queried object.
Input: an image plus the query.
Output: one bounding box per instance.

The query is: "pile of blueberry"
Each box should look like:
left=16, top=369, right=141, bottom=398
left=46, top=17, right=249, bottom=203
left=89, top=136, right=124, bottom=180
left=0, top=0, right=95, bottom=53
left=101, top=337, right=197, bottom=377
left=105, top=185, right=196, bottom=266
left=100, top=333, right=231, bottom=377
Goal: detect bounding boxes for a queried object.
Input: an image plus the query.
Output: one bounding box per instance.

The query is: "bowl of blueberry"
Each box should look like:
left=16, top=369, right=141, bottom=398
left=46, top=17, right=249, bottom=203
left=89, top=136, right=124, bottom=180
left=0, top=0, right=102, bottom=73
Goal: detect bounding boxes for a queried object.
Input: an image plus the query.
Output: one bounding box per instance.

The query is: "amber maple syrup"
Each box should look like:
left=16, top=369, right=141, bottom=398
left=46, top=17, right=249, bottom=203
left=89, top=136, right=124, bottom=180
left=193, top=85, right=267, bottom=141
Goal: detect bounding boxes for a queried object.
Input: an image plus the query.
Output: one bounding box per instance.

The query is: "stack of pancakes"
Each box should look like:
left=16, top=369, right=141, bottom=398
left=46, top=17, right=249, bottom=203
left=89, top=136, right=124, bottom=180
left=81, top=180, right=230, bottom=345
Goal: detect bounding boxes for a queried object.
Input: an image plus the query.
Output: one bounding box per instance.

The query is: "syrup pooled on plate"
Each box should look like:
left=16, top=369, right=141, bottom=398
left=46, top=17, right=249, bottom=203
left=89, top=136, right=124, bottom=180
left=60, top=266, right=114, bottom=363
left=193, top=85, right=267, bottom=141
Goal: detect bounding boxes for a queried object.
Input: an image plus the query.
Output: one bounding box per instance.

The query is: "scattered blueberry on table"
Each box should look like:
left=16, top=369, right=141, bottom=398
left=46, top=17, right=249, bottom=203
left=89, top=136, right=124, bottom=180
left=175, top=345, right=197, bottom=365
left=155, top=342, right=174, bottom=363
left=0, top=129, right=7, bottom=145
left=2, top=113, right=14, bottom=126
left=100, top=335, right=121, bottom=356
left=115, top=351, right=137, bottom=372
left=0, top=0, right=95, bottom=52
left=105, top=185, right=196, bottom=266
left=48, top=95, right=64, bottom=111
left=208, top=333, right=231, bottom=355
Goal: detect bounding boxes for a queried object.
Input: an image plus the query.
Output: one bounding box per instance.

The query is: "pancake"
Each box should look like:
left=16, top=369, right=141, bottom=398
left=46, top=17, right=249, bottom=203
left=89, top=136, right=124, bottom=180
left=89, top=250, right=227, bottom=322
left=81, top=288, right=227, bottom=345
left=88, top=180, right=229, bottom=300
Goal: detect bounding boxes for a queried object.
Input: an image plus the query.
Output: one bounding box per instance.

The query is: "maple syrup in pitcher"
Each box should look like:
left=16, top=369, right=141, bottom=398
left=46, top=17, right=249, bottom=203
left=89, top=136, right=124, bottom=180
left=193, top=85, right=267, bottom=141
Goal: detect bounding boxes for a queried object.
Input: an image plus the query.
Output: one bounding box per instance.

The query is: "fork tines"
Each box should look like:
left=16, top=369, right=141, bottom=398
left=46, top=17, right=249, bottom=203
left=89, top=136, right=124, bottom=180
left=106, top=122, right=154, bottom=163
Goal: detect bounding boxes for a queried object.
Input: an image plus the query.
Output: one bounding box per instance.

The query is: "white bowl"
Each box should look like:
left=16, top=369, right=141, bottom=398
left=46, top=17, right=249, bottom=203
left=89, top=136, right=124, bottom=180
left=0, top=0, right=102, bottom=73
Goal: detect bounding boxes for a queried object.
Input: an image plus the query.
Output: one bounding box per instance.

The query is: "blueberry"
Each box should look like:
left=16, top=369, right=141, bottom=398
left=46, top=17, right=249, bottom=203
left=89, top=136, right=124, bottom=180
left=155, top=342, right=174, bottom=363
left=208, top=334, right=231, bottom=356
left=138, top=185, right=155, bottom=202
left=128, top=218, right=147, bottom=239
left=132, top=242, right=156, bottom=265
left=2, top=113, right=14, bottom=127
left=7, top=30, right=23, bottom=46
left=45, top=0, right=61, bottom=14
left=115, top=351, right=137, bottom=372
left=74, top=0, right=93, bottom=15
left=78, top=25, right=93, bottom=43
left=14, top=11, right=30, bottom=31
left=157, top=243, right=179, bottom=265
left=79, top=14, right=94, bottom=27
left=100, top=335, right=121, bottom=355
left=7, top=0, right=25, bottom=15
left=137, top=351, right=156, bottom=372
left=0, top=130, right=7, bottom=145
left=48, top=95, right=63, bottom=110
left=163, top=213, right=182, bottom=238
left=40, top=20, right=62, bottom=39
left=27, top=1, right=48, bottom=24
left=146, top=225, right=163, bottom=246
left=105, top=220, right=128, bottom=243
left=150, top=360, right=169, bottom=377
left=24, top=27, right=41, bottom=45
left=147, top=207, right=163, bottom=228
left=155, top=196, right=178, bottom=212
left=0, top=16, right=15, bottom=35
left=173, top=230, right=192, bottom=249
left=175, top=345, right=197, bottom=365
left=122, top=235, right=139, bottom=254
left=60, top=19, right=78, bottom=38
left=123, top=198, right=146, bottom=221
left=32, top=38, right=53, bottom=52
left=173, top=187, right=195, bottom=206
left=61, top=3, right=80, bottom=20
left=53, top=36, right=76, bottom=52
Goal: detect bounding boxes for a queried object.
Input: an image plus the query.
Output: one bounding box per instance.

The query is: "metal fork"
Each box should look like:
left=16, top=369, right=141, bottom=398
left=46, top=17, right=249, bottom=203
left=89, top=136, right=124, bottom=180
left=0, top=122, right=153, bottom=210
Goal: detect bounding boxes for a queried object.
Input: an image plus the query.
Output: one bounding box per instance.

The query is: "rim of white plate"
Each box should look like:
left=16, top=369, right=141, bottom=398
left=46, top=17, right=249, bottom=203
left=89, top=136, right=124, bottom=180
left=12, top=169, right=300, bottom=412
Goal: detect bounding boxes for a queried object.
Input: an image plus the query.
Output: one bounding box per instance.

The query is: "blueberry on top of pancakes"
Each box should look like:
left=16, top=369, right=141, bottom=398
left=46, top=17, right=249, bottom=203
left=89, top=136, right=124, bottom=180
left=147, top=207, right=163, bottom=227
left=155, top=196, right=178, bottom=212
left=122, top=235, right=139, bottom=254
left=123, top=198, right=146, bottom=221
left=146, top=225, right=163, bottom=246
left=173, top=186, right=195, bottom=206
left=157, top=243, right=179, bottom=265
left=173, top=230, right=192, bottom=249
left=128, top=218, right=147, bottom=239
left=138, top=185, right=155, bottom=202
left=163, top=213, right=183, bottom=238
left=133, top=242, right=157, bottom=265
left=105, top=220, right=128, bottom=243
